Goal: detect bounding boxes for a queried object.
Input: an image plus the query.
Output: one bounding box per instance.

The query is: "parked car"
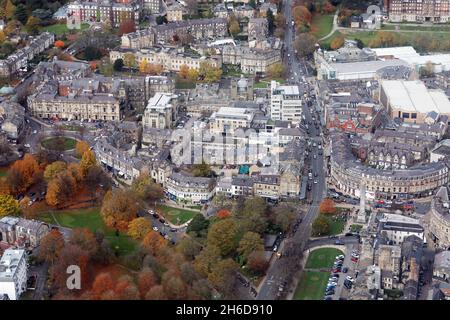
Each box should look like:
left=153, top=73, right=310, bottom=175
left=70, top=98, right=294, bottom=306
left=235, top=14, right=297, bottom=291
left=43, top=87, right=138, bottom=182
left=342, top=267, right=348, bottom=273
left=152, top=226, right=159, bottom=232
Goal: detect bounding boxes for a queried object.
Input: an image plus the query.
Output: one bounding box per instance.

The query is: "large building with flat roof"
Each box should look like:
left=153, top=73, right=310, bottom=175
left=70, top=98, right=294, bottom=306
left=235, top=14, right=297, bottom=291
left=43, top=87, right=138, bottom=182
left=380, top=80, right=450, bottom=123
left=0, top=249, right=27, bottom=300
left=270, top=81, right=302, bottom=123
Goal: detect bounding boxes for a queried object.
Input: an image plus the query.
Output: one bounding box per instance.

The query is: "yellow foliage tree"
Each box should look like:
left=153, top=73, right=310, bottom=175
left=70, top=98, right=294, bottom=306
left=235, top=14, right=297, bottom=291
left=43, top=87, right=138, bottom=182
left=75, top=140, right=90, bottom=158
left=5, top=0, right=16, bottom=20
left=128, top=217, right=152, bottom=240
left=79, top=149, right=97, bottom=178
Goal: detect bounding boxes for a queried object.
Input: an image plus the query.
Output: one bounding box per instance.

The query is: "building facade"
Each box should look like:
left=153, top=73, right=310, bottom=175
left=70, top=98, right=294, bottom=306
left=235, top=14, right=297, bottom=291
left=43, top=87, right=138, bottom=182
left=143, top=92, right=178, bottom=129
left=429, top=186, right=450, bottom=249
left=165, top=172, right=216, bottom=204
left=388, top=0, right=450, bottom=23
left=0, top=249, right=27, bottom=300
left=270, top=81, right=302, bottom=124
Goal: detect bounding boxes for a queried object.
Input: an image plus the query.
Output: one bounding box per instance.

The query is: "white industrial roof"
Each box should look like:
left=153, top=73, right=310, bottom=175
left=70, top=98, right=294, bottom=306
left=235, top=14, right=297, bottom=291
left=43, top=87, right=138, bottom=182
left=331, top=59, right=408, bottom=75
left=277, top=85, right=300, bottom=95
left=146, top=92, right=176, bottom=109
left=372, top=46, right=450, bottom=69
left=382, top=80, right=450, bottom=114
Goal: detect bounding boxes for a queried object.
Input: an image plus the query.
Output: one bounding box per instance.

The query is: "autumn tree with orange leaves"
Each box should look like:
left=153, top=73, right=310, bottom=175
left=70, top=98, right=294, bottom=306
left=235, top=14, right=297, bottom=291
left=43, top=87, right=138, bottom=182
left=319, top=198, right=337, bottom=214
left=38, top=229, right=65, bottom=265
left=142, top=230, right=167, bottom=256
left=217, top=209, right=232, bottom=219
left=54, top=40, right=65, bottom=49
left=100, top=189, right=138, bottom=231
left=8, top=154, right=41, bottom=194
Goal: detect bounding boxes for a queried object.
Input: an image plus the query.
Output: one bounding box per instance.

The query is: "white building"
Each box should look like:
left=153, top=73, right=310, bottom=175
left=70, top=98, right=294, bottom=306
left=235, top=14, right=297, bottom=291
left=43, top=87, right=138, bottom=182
left=210, top=107, right=255, bottom=134
left=143, top=92, right=178, bottom=129
left=165, top=172, right=215, bottom=204
left=379, top=214, right=424, bottom=245
left=270, top=81, right=302, bottom=123
left=0, top=249, right=27, bottom=300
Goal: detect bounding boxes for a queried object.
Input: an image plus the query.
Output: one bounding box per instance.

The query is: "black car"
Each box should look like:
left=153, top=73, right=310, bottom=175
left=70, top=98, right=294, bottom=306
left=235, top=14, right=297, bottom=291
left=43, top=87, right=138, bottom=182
left=29, top=192, right=36, bottom=198
left=170, top=228, right=177, bottom=232
left=153, top=213, right=159, bottom=219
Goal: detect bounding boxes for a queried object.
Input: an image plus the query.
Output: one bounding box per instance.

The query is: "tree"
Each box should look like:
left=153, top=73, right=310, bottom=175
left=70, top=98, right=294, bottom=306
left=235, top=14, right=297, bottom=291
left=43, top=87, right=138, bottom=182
left=113, top=58, right=124, bottom=72
left=131, top=173, right=164, bottom=202
left=198, top=62, right=222, bottom=83
left=25, top=16, right=41, bottom=35
left=75, top=140, right=90, bottom=158
left=138, top=268, right=157, bottom=299
left=420, top=61, right=434, bottom=78
left=14, top=4, right=28, bottom=24
left=208, top=258, right=238, bottom=296
left=193, top=245, right=221, bottom=277
left=142, top=230, right=167, bottom=256
left=177, top=237, right=202, bottom=260
left=54, top=40, right=65, bottom=49
left=294, top=33, right=317, bottom=57
left=0, top=194, right=20, bottom=217
left=267, top=9, right=275, bottom=34
left=207, top=218, right=239, bottom=257
left=69, top=228, right=98, bottom=257
left=187, top=68, right=199, bottom=82
left=267, top=62, right=284, bottom=78
left=238, top=231, right=264, bottom=261
left=239, top=197, right=268, bottom=234
left=83, top=46, right=103, bottom=61
left=9, top=154, right=41, bottom=193
left=191, top=162, right=212, bottom=177
left=128, top=218, right=152, bottom=240
left=118, top=19, right=136, bottom=36
left=319, top=198, right=337, bottom=214
left=191, top=279, right=213, bottom=300
left=187, top=213, right=209, bottom=236
left=5, top=0, right=15, bottom=20
left=228, top=18, right=240, bottom=37
left=161, top=270, right=187, bottom=299
left=123, top=53, right=136, bottom=69
left=115, top=276, right=140, bottom=300
left=101, top=189, right=138, bottom=231
left=247, top=250, right=269, bottom=274
left=144, top=285, right=167, bottom=300
left=178, top=64, right=190, bottom=79
left=44, top=161, right=67, bottom=182
left=293, top=5, right=312, bottom=29
left=312, top=214, right=331, bottom=236
left=38, top=229, right=65, bottom=265
left=217, top=209, right=232, bottom=219
left=91, top=272, right=115, bottom=299
left=330, top=36, right=345, bottom=50
left=46, top=170, right=77, bottom=207
left=0, top=31, right=5, bottom=43
left=80, top=150, right=97, bottom=178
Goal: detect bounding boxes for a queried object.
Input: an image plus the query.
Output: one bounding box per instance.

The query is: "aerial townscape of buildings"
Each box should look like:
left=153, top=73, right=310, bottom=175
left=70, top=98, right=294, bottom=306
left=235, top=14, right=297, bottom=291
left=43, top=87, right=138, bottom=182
left=1, top=0, right=450, bottom=304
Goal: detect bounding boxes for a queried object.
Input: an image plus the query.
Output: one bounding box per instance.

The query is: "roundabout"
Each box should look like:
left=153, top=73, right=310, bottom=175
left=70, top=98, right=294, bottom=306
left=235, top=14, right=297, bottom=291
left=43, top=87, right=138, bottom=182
left=40, top=136, right=78, bottom=151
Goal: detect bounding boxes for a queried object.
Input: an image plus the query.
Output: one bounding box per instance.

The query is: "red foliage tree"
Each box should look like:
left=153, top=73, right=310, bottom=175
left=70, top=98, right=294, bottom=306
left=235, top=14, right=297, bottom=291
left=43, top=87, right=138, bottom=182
left=118, top=20, right=136, bottom=36
left=319, top=198, right=337, bottom=215
left=54, top=40, right=65, bottom=49
left=216, top=209, right=232, bottom=219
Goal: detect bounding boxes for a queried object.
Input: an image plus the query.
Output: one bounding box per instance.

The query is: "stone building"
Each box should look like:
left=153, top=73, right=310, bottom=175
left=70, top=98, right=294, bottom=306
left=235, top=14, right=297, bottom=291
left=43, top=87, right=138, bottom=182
left=166, top=2, right=184, bottom=22
left=388, top=0, right=450, bottom=23
left=0, top=217, right=50, bottom=249
left=248, top=18, right=268, bottom=41
left=222, top=44, right=281, bottom=74
left=143, top=92, right=178, bottom=129
left=429, top=186, right=450, bottom=249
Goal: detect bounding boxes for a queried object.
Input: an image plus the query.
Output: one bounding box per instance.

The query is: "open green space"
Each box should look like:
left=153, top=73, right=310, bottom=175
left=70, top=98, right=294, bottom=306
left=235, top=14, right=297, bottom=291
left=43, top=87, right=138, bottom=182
left=381, top=24, right=450, bottom=32
left=305, top=247, right=344, bottom=269
left=294, top=271, right=330, bottom=300
left=329, top=215, right=346, bottom=236
left=157, top=204, right=199, bottom=225
left=38, top=207, right=137, bottom=256
left=311, top=14, right=334, bottom=40
left=350, top=224, right=363, bottom=233
left=320, top=29, right=450, bottom=51
left=41, top=23, right=90, bottom=35
left=41, top=136, right=77, bottom=151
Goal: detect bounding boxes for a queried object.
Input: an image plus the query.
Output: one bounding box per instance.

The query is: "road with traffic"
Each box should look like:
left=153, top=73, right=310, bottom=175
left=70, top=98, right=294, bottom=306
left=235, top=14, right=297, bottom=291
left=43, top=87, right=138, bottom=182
left=256, top=0, right=327, bottom=300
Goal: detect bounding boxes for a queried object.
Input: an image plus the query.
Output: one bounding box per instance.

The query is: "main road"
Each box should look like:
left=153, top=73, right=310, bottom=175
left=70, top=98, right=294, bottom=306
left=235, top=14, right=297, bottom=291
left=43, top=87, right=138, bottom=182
left=256, top=0, right=327, bottom=300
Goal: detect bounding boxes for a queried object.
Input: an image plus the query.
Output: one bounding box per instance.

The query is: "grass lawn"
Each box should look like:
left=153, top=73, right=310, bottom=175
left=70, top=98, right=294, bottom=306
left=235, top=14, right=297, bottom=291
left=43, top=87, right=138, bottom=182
left=305, top=247, right=344, bottom=269
left=311, top=14, right=334, bottom=39
left=157, top=205, right=199, bottom=225
left=294, top=271, right=330, bottom=300
left=329, top=215, right=346, bottom=235
left=254, top=82, right=269, bottom=89
left=350, top=224, right=363, bottom=233
left=41, top=137, right=77, bottom=151
left=38, top=207, right=137, bottom=256
left=381, top=24, right=450, bottom=32
left=42, top=23, right=90, bottom=35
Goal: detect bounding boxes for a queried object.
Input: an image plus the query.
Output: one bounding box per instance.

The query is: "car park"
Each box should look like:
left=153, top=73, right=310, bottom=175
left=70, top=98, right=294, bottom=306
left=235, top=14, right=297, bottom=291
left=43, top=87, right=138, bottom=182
left=342, top=267, right=348, bottom=273
left=346, top=276, right=355, bottom=282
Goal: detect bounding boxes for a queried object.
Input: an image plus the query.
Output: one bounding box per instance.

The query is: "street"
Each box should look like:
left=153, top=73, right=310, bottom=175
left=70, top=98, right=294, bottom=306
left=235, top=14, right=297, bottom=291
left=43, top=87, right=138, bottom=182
left=256, top=0, right=326, bottom=300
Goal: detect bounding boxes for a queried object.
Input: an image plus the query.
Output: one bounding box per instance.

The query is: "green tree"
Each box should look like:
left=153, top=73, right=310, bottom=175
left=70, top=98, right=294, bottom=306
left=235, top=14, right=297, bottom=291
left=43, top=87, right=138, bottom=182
left=238, top=231, right=264, bottom=261
left=267, top=9, right=275, bottom=35
left=238, top=197, right=268, bottom=234
left=191, top=162, right=212, bottom=177
left=312, top=214, right=331, bottom=236
left=0, top=194, right=20, bottom=217
left=14, top=4, right=27, bottom=24
left=193, top=245, right=221, bottom=277
left=113, top=59, right=124, bottom=72
left=44, top=161, right=67, bottom=182
left=25, top=16, right=41, bottom=35
left=177, top=237, right=202, bottom=260
left=187, top=214, right=209, bottom=237
left=228, top=18, right=240, bottom=37
left=208, top=258, right=238, bottom=296
left=267, top=62, right=284, bottom=78
left=206, top=218, right=239, bottom=256
left=123, top=53, right=136, bottom=68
